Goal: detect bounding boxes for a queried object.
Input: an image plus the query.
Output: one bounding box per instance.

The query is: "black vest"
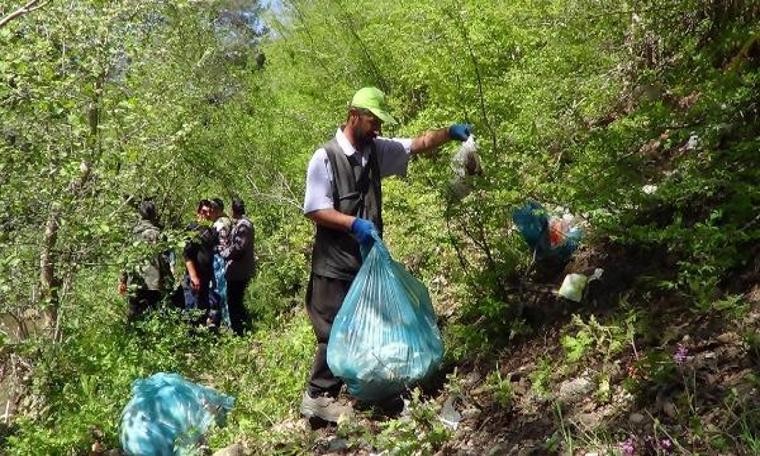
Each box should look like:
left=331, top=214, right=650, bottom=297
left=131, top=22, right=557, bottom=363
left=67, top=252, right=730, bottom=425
left=311, top=137, right=383, bottom=280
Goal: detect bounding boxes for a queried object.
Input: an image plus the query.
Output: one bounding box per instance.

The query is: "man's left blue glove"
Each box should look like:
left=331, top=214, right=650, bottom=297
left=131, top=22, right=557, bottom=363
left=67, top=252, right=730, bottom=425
left=449, top=123, right=473, bottom=141
left=351, top=218, right=377, bottom=246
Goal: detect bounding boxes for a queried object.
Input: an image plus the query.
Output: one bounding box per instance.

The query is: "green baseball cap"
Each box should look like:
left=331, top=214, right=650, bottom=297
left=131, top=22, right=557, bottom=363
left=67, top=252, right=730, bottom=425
left=350, top=87, right=396, bottom=124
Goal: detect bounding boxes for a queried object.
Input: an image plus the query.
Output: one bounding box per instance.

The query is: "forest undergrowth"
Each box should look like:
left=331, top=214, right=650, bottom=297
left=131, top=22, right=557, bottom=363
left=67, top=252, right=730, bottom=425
left=0, top=0, right=758, bottom=454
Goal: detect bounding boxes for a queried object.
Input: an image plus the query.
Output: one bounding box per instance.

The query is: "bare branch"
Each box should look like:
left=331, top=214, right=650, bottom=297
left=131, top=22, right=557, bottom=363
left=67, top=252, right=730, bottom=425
left=0, top=0, right=50, bottom=29
left=245, top=173, right=303, bottom=212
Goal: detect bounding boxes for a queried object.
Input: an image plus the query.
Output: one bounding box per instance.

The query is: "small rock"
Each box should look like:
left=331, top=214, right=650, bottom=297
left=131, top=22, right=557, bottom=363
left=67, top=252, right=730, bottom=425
left=716, top=332, right=738, bottom=345
left=464, top=371, right=482, bottom=387
left=558, top=376, right=595, bottom=403
left=576, top=412, right=603, bottom=428
left=629, top=412, right=646, bottom=424
left=213, top=443, right=243, bottom=456
left=327, top=438, right=348, bottom=452
left=662, top=401, right=677, bottom=418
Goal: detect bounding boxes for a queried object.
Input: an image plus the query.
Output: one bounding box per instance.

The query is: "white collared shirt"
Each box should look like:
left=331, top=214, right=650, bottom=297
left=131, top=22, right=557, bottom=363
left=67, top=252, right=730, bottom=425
left=303, top=128, right=412, bottom=214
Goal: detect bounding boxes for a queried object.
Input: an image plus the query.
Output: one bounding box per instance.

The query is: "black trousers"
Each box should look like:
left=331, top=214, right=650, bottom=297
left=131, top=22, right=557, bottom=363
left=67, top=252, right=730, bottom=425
left=127, top=289, right=162, bottom=322
left=227, top=278, right=251, bottom=336
left=305, top=273, right=353, bottom=398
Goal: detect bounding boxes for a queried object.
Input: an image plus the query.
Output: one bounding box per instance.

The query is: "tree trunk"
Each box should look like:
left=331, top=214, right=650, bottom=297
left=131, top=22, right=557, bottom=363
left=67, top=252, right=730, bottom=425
left=39, top=210, right=60, bottom=328
left=38, top=94, right=97, bottom=332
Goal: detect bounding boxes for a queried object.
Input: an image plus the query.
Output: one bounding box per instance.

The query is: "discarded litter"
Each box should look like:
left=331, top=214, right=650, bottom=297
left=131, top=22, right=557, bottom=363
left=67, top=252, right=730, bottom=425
left=513, top=201, right=582, bottom=260
left=439, top=397, right=462, bottom=430
left=120, top=372, right=234, bottom=456
left=558, top=268, right=604, bottom=302
left=641, top=184, right=658, bottom=194
left=327, top=233, right=444, bottom=401
left=686, top=134, right=699, bottom=150
left=448, top=135, right=482, bottom=201
left=451, top=135, right=482, bottom=178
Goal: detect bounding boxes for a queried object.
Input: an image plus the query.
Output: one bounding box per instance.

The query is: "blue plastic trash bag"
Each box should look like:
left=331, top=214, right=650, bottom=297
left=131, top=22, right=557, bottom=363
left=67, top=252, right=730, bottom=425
left=120, top=372, right=235, bottom=456
left=213, top=254, right=231, bottom=328
left=327, top=233, right=444, bottom=402
left=512, top=201, right=582, bottom=260
left=180, top=255, right=228, bottom=327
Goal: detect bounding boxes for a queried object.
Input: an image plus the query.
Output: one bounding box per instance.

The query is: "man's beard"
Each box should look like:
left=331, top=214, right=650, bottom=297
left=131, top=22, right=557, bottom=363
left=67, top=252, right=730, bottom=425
left=356, top=127, right=377, bottom=146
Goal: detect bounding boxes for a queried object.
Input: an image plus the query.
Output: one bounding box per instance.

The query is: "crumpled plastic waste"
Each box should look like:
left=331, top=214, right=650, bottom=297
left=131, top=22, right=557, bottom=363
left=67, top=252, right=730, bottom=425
left=327, top=233, right=444, bottom=402
left=513, top=201, right=582, bottom=260
left=686, top=133, right=699, bottom=150
left=451, top=135, right=482, bottom=178
left=439, top=397, right=462, bottom=430
left=642, top=184, right=658, bottom=194
left=449, top=135, right=482, bottom=201
left=557, top=268, right=604, bottom=302
left=120, top=372, right=235, bottom=456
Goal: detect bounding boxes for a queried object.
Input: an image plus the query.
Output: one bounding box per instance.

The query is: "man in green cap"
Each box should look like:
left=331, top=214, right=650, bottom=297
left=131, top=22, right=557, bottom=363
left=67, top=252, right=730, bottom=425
left=300, top=86, right=472, bottom=422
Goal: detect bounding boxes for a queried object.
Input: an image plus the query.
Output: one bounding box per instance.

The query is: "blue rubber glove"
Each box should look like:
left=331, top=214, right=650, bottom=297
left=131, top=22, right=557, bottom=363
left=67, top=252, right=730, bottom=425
left=449, top=123, right=472, bottom=141
left=350, top=218, right=377, bottom=246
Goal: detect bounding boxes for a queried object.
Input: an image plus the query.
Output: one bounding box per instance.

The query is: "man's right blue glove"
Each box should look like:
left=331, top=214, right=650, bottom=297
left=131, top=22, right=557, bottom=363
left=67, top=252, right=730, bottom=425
left=449, top=123, right=472, bottom=141
left=351, top=218, right=377, bottom=246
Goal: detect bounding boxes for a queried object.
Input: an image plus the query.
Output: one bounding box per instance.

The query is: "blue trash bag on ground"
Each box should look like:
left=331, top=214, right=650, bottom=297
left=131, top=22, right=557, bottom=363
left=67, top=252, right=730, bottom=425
left=512, top=200, right=582, bottom=260
left=327, top=233, right=444, bottom=402
left=120, top=372, right=235, bottom=456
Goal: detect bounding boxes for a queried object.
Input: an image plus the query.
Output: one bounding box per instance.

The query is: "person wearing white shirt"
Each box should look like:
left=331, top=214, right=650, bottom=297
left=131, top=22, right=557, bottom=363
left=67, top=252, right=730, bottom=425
left=299, top=86, right=472, bottom=423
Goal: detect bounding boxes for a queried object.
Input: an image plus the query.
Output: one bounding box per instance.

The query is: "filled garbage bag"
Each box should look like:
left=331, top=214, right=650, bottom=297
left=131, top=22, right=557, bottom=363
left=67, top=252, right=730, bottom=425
left=120, top=372, right=235, bottom=456
left=213, top=254, right=231, bottom=328
left=512, top=200, right=582, bottom=260
left=327, top=233, right=444, bottom=401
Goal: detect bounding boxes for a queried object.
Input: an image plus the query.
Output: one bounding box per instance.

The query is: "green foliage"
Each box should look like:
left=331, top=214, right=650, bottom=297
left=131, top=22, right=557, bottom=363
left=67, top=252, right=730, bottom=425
left=372, top=389, right=451, bottom=454
left=530, top=357, right=554, bottom=398
left=562, top=314, right=633, bottom=363
left=484, top=368, right=514, bottom=408
left=623, top=350, right=679, bottom=396
left=2, top=0, right=758, bottom=453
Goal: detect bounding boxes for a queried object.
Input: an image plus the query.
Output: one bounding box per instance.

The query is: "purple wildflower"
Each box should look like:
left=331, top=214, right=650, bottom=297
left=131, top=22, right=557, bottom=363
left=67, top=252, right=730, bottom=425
left=619, top=436, right=636, bottom=456
left=673, top=343, right=688, bottom=364
left=659, top=438, right=674, bottom=453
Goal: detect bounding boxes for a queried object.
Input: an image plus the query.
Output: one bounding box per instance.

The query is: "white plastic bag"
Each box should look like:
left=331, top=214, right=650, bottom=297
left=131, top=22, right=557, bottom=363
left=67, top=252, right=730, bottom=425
left=449, top=135, right=482, bottom=201
left=451, top=135, right=481, bottom=178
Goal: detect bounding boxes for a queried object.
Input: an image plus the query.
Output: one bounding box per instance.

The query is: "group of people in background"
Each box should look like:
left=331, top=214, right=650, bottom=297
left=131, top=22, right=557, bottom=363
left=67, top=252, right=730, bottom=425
left=119, top=197, right=256, bottom=336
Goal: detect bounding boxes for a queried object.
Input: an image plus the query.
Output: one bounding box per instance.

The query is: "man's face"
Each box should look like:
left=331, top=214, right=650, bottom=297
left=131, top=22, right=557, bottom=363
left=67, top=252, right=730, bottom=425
left=351, top=109, right=382, bottom=146
left=197, top=205, right=213, bottom=222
